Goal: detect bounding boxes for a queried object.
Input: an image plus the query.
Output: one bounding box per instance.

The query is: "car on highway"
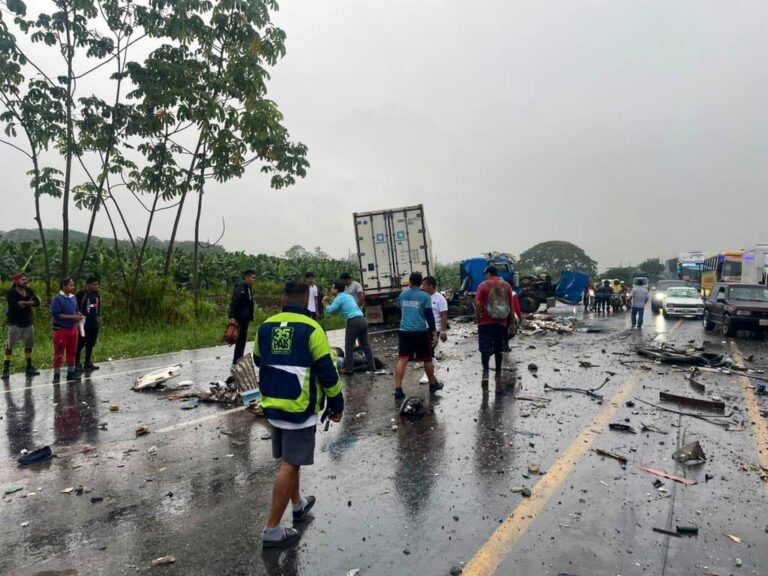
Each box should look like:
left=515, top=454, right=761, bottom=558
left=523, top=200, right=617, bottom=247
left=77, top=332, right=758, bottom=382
left=661, top=286, right=703, bottom=318
left=651, top=279, right=696, bottom=314
left=703, top=283, right=768, bottom=336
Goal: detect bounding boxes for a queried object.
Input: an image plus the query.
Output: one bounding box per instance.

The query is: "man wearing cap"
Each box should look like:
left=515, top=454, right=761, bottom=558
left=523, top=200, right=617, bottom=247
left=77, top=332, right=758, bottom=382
left=75, top=276, right=101, bottom=372
left=3, top=273, right=41, bottom=379
left=340, top=273, right=365, bottom=307
left=229, top=269, right=257, bottom=365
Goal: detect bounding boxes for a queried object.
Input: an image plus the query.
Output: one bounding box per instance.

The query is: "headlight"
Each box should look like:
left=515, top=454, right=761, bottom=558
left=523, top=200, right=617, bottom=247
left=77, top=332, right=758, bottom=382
left=736, top=310, right=752, bottom=316
left=654, top=293, right=664, bottom=301
left=666, top=304, right=674, bottom=308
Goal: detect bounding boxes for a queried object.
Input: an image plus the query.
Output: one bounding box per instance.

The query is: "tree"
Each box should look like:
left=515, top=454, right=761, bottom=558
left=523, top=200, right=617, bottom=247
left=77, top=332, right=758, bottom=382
left=0, top=0, right=308, bottom=313
left=637, top=258, right=664, bottom=284
left=517, top=241, right=597, bottom=277
left=602, top=266, right=636, bottom=284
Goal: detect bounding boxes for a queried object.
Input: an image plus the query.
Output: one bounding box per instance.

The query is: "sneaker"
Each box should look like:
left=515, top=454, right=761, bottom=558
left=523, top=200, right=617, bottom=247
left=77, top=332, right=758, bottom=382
left=292, top=495, right=316, bottom=520
left=262, top=527, right=300, bottom=549
left=394, top=388, right=406, bottom=400
left=429, top=381, right=444, bottom=394
left=481, top=371, right=489, bottom=387
left=52, top=373, right=61, bottom=384
left=25, top=365, right=40, bottom=376
left=84, top=363, right=99, bottom=371
left=66, top=371, right=81, bottom=383
left=74, top=363, right=84, bottom=373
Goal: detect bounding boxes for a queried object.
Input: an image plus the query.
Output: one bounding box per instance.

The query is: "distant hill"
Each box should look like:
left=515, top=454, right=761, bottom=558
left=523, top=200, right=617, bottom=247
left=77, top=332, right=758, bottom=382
left=0, top=228, right=226, bottom=254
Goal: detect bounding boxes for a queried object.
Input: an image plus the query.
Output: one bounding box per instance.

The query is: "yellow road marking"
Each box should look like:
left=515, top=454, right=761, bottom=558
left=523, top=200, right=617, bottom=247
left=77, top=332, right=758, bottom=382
left=157, top=406, right=249, bottom=434
left=730, top=341, right=768, bottom=471
left=463, top=317, right=683, bottom=575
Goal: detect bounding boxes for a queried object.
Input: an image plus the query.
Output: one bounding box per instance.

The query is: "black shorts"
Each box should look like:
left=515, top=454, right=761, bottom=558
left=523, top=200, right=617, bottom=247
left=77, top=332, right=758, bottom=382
left=271, top=425, right=316, bottom=466
left=478, top=323, right=507, bottom=354
left=398, top=331, right=432, bottom=362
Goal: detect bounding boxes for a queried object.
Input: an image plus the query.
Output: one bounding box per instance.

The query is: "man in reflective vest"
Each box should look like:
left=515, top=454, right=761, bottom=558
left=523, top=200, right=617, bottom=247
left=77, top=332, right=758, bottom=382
left=255, top=281, right=344, bottom=548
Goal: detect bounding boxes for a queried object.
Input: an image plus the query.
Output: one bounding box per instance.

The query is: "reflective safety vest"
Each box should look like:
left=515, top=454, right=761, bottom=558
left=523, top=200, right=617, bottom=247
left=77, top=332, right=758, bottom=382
left=254, top=305, right=344, bottom=424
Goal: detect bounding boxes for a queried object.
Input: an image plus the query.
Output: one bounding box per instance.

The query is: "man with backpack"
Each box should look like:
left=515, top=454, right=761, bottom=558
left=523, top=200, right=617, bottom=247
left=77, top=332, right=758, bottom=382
left=475, top=265, right=515, bottom=386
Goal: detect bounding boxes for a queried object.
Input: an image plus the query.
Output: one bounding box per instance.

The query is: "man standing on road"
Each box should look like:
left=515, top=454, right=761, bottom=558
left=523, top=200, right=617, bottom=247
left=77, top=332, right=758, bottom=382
left=304, top=272, right=320, bottom=320
left=340, top=272, right=365, bottom=307
left=420, top=276, right=448, bottom=382
left=395, top=272, right=440, bottom=400
left=323, top=282, right=374, bottom=375
left=631, top=280, right=650, bottom=329
left=228, top=269, right=256, bottom=366
left=51, top=278, right=83, bottom=384
left=3, top=273, right=41, bottom=379
left=75, top=276, right=101, bottom=372
left=475, top=265, right=515, bottom=386
left=255, top=281, right=344, bottom=549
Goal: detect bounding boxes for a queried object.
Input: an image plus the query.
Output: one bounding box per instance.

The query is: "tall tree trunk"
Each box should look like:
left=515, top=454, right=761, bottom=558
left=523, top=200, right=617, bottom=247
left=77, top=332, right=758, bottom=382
left=132, top=190, right=161, bottom=289
left=30, top=154, right=53, bottom=300
left=102, top=201, right=129, bottom=286
left=193, top=158, right=206, bottom=316
left=163, top=135, right=204, bottom=277
left=60, top=5, right=76, bottom=277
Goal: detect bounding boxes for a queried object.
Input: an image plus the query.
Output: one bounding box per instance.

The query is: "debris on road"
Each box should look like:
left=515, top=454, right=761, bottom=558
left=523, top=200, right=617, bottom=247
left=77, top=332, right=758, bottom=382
left=640, top=422, right=668, bottom=435
left=652, top=527, right=682, bottom=538
left=688, top=372, right=706, bottom=394
left=135, top=426, right=150, bottom=437
left=133, top=364, right=182, bottom=391
left=634, top=398, right=732, bottom=427
left=180, top=398, right=199, bottom=410
left=527, top=363, right=538, bottom=372
left=726, top=533, right=743, bottom=544
left=61, top=487, right=75, bottom=494
left=399, top=396, right=430, bottom=418
left=578, top=360, right=598, bottom=368
left=638, top=466, right=697, bottom=485
left=4, top=485, right=23, bottom=495
left=109, top=403, right=119, bottom=412
left=151, top=556, right=176, bottom=566
left=637, top=346, right=729, bottom=367
left=676, top=525, right=699, bottom=535
left=544, top=376, right=610, bottom=400
left=671, top=441, right=706, bottom=465
left=17, top=445, right=53, bottom=465
left=593, top=448, right=627, bottom=464
left=608, top=423, right=637, bottom=434
left=527, top=464, right=540, bottom=474
left=659, top=391, right=725, bottom=413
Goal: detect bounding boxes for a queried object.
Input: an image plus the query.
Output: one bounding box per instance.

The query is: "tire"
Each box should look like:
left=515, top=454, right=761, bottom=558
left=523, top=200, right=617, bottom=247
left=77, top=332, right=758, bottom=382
left=520, top=294, right=539, bottom=314
left=722, top=314, right=736, bottom=337
left=652, top=303, right=660, bottom=315
left=702, top=311, right=715, bottom=331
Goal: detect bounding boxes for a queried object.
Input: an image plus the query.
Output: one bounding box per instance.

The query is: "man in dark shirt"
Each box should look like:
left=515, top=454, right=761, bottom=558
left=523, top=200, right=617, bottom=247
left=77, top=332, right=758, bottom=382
left=75, top=276, right=101, bottom=372
left=228, top=269, right=256, bottom=365
left=3, top=273, right=41, bottom=379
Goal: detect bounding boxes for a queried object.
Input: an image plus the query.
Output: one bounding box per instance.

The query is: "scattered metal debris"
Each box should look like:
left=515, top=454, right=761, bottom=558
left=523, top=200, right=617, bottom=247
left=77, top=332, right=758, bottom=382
left=133, top=364, right=182, bottom=391
left=151, top=556, right=176, bottom=566
left=652, top=527, right=681, bottom=538
left=640, top=422, right=668, bottom=434
left=593, top=448, right=627, bottom=464
left=659, top=391, right=725, bottom=413
left=135, top=426, right=150, bottom=437
left=671, top=441, right=706, bottom=465
left=608, top=423, right=637, bottom=434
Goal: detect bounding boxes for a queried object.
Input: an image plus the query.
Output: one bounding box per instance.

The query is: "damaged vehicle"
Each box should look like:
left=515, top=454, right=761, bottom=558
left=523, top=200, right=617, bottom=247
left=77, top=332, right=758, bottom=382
left=703, top=283, right=768, bottom=337
left=662, top=287, right=704, bottom=318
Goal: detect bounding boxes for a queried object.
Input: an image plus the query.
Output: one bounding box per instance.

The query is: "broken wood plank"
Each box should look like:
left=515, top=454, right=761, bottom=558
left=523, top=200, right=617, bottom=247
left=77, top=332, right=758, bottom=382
left=659, top=391, right=725, bottom=413
left=638, top=465, right=697, bottom=485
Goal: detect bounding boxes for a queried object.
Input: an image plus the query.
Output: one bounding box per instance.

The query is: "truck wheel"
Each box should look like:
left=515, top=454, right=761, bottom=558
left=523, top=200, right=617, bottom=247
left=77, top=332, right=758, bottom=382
left=722, top=314, right=735, bottom=336
left=702, top=311, right=715, bottom=331
left=520, top=294, right=539, bottom=314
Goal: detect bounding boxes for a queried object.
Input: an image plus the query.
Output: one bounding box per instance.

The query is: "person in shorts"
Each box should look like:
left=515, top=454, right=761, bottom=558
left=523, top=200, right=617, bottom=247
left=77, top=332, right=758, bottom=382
left=255, top=281, right=344, bottom=549
left=475, top=265, right=515, bottom=386
left=394, top=272, right=440, bottom=399
left=3, top=272, right=41, bottom=379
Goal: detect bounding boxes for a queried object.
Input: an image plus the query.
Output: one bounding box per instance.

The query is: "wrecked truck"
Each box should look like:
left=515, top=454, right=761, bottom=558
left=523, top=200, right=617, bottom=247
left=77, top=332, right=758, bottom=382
left=447, top=254, right=590, bottom=315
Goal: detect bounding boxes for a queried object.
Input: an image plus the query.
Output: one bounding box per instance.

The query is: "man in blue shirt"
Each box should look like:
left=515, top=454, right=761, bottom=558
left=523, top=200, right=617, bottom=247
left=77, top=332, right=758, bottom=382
left=323, top=282, right=374, bottom=375
left=395, top=272, right=441, bottom=399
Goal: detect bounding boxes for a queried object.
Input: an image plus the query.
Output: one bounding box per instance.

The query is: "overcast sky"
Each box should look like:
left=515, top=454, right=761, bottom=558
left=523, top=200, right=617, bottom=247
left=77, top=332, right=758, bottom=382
left=1, top=0, right=766, bottom=269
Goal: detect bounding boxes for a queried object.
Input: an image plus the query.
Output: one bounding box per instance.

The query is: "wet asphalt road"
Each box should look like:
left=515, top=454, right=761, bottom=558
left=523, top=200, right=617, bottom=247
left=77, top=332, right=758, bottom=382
left=1, top=309, right=767, bottom=576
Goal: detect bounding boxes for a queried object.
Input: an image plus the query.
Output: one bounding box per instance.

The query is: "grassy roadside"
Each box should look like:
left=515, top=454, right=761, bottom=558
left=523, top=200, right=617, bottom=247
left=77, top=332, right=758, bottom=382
left=3, top=307, right=348, bottom=375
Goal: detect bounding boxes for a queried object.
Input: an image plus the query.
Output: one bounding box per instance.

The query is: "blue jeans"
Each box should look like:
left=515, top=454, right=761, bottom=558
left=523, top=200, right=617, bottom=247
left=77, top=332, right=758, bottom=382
left=631, top=307, right=644, bottom=327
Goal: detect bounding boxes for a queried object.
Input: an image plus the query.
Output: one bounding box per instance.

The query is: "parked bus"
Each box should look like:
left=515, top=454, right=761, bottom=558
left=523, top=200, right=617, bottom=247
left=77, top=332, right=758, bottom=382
left=664, top=251, right=704, bottom=285
left=701, top=250, right=744, bottom=296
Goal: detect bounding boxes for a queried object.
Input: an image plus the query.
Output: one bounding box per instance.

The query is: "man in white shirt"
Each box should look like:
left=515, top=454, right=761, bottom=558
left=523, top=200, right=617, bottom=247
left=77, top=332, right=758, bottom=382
left=420, top=276, right=448, bottom=384
left=631, top=281, right=650, bottom=329
left=305, top=272, right=320, bottom=319
left=340, top=272, right=365, bottom=307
